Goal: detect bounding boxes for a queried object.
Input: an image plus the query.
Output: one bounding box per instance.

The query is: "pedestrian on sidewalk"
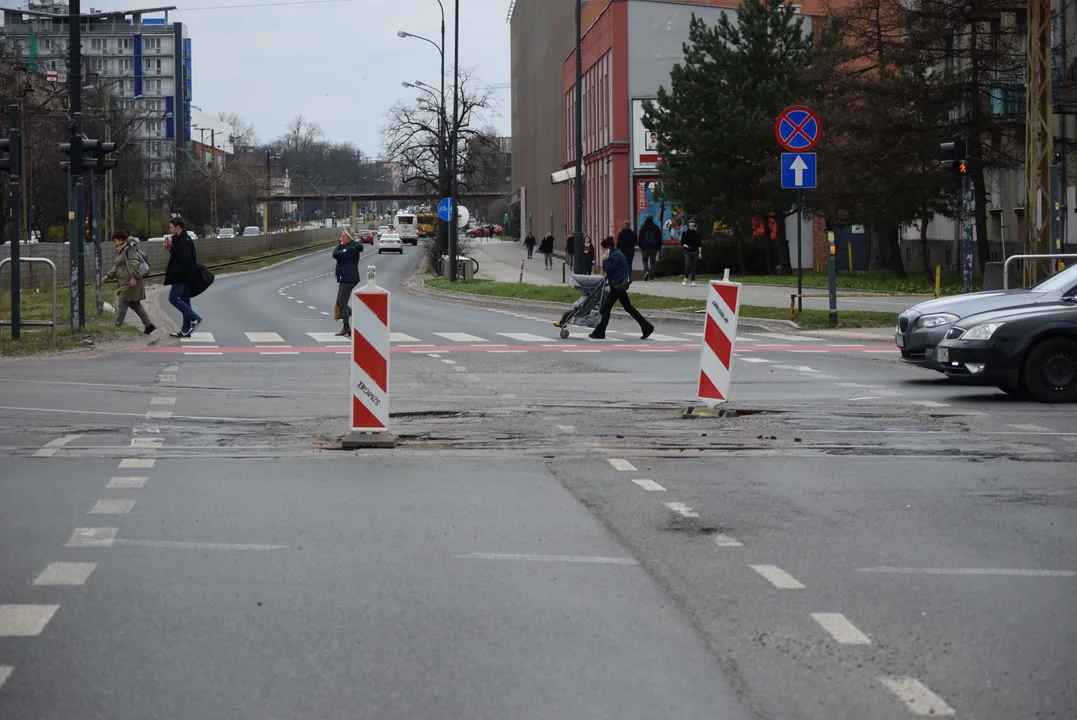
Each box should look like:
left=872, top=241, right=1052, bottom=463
left=681, top=219, right=702, bottom=287
left=617, top=220, right=637, bottom=278
left=524, top=231, right=536, bottom=259
left=581, top=235, right=596, bottom=275
left=164, top=216, right=203, bottom=338
left=102, top=229, right=156, bottom=335
left=539, top=232, right=555, bottom=269
left=589, top=236, right=654, bottom=341
left=639, top=214, right=663, bottom=281
left=565, top=233, right=575, bottom=270
left=332, top=228, right=362, bottom=336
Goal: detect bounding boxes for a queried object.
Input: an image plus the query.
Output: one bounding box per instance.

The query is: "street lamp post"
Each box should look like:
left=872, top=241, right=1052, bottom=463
left=573, top=0, right=584, bottom=275
left=450, top=0, right=460, bottom=281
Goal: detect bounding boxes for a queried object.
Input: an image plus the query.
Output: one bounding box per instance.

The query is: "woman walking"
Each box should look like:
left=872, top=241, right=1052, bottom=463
left=333, top=228, right=362, bottom=336
left=589, top=237, right=654, bottom=341
left=581, top=236, right=596, bottom=275
left=539, top=232, right=555, bottom=270
left=102, top=229, right=156, bottom=335
left=524, top=231, right=536, bottom=259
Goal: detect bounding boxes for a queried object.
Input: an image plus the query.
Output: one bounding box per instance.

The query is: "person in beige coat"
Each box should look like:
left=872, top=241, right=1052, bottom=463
left=102, top=229, right=156, bottom=334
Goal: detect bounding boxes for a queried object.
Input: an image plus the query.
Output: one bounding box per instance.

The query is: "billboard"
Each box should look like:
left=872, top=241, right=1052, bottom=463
left=635, top=179, right=687, bottom=244
left=631, top=99, right=661, bottom=172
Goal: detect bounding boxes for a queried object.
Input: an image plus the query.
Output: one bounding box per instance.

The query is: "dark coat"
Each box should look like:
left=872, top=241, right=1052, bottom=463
left=681, top=228, right=702, bottom=251
left=602, top=248, right=631, bottom=287
left=616, top=227, right=638, bottom=254
left=565, top=235, right=575, bottom=255
left=333, top=240, right=362, bottom=284
left=539, top=234, right=554, bottom=254
left=638, top=219, right=663, bottom=250
left=524, top=233, right=536, bottom=248
left=164, top=232, right=199, bottom=286
left=582, top=244, right=596, bottom=270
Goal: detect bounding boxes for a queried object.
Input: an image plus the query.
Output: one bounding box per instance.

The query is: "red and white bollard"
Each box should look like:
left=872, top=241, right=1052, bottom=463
left=344, top=266, right=397, bottom=448
left=697, top=272, right=741, bottom=407
left=519, top=260, right=525, bottom=283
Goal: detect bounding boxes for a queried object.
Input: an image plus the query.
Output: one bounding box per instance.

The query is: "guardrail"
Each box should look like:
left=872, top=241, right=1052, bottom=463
left=1002, top=253, right=1077, bottom=289
left=1, top=257, right=57, bottom=341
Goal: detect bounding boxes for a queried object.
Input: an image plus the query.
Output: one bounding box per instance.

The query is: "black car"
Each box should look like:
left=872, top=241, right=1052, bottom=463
left=935, top=300, right=1077, bottom=402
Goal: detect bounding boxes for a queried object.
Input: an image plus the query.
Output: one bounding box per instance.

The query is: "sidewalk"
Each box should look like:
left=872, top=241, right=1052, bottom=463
left=468, top=241, right=921, bottom=315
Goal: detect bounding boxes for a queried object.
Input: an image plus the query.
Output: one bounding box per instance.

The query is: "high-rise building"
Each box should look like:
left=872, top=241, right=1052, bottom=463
left=0, top=5, right=192, bottom=197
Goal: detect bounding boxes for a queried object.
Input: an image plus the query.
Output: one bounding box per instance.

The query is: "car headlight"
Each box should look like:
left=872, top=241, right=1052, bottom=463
left=918, top=313, right=959, bottom=328
left=959, top=322, right=1004, bottom=340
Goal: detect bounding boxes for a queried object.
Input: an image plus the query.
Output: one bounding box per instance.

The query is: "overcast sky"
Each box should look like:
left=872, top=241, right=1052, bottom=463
left=87, top=0, right=512, bottom=154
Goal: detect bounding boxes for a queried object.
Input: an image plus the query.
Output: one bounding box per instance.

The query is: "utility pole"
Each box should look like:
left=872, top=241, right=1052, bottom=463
left=264, top=149, right=271, bottom=234
left=67, top=0, right=84, bottom=329
left=104, top=90, right=114, bottom=242
left=449, top=0, right=460, bottom=281
left=91, top=170, right=103, bottom=313
left=210, top=129, right=218, bottom=231
left=3, top=105, right=22, bottom=339
left=573, top=0, right=584, bottom=275
left=1024, top=0, right=1053, bottom=285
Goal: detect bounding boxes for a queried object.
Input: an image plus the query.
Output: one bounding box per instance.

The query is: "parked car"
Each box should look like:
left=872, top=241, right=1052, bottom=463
left=896, top=264, right=1077, bottom=371
left=357, top=230, right=375, bottom=245
left=466, top=224, right=495, bottom=238
left=936, top=299, right=1077, bottom=402
left=377, top=233, right=403, bottom=254
left=217, top=228, right=236, bottom=239
left=243, top=226, right=261, bottom=237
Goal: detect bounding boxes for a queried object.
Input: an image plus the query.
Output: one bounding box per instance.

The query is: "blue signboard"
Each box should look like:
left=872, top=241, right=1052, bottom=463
left=438, top=198, right=454, bottom=222
left=781, top=153, right=817, bottom=190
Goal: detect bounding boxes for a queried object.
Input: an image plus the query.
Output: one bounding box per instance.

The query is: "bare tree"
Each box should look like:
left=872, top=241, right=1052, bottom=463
left=282, top=115, right=325, bottom=157
left=217, top=111, right=257, bottom=148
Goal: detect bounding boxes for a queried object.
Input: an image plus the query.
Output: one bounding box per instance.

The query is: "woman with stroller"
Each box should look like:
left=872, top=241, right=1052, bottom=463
left=589, top=236, right=654, bottom=340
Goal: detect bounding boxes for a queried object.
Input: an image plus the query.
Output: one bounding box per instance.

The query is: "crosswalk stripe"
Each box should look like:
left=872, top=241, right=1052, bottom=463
left=433, top=332, right=489, bottom=342
left=180, top=332, right=215, bottom=343
left=390, top=332, right=422, bottom=343
left=307, top=332, right=350, bottom=343
left=568, top=332, right=622, bottom=341
left=497, top=332, right=551, bottom=342
left=245, top=332, right=285, bottom=343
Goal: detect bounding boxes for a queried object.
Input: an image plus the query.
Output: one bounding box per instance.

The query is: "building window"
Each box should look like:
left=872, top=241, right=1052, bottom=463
left=121, top=58, right=133, bottom=72
left=119, top=37, right=132, bottom=51
left=145, top=37, right=162, bottom=51
left=90, top=38, right=106, bottom=52
left=40, top=38, right=53, bottom=52
left=146, top=120, right=162, bottom=135
left=146, top=79, right=161, bottom=95
left=145, top=58, right=162, bottom=72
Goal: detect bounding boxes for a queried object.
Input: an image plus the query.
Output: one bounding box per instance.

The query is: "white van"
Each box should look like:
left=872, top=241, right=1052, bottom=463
left=394, top=213, right=419, bottom=245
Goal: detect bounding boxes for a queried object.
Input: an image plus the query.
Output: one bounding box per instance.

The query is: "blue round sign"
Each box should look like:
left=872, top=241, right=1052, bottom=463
left=438, top=198, right=454, bottom=222
left=775, top=106, right=821, bottom=152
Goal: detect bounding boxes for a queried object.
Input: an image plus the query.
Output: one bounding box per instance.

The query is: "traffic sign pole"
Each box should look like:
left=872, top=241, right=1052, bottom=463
left=796, top=189, right=803, bottom=312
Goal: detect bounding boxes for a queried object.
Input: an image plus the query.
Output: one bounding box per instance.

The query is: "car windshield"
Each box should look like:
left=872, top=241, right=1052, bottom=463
left=1032, top=264, right=1077, bottom=292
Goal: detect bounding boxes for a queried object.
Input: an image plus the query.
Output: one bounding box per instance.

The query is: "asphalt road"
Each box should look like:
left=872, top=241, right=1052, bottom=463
left=0, top=238, right=1074, bottom=719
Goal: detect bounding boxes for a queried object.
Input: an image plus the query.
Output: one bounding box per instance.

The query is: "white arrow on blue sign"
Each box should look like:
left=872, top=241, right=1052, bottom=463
left=438, top=197, right=455, bottom=222
left=781, top=153, right=816, bottom=189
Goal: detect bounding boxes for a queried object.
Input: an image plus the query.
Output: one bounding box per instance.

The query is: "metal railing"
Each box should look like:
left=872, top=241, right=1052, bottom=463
left=1002, top=254, right=1077, bottom=289
left=0, top=257, right=58, bottom=341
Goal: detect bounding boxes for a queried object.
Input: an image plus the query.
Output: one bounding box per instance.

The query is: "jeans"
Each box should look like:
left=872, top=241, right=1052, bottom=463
left=337, top=281, right=359, bottom=324
left=622, top=249, right=635, bottom=276
left=641, top=250, right=659, bottom=277
left=526, top=246, right=534, bottom=258
left=592, top=287, right=654, bottom=338
left=167, top=283, right=200, bottom=332
left=683, top=250, right=699, bottom=281
left=543, top=252, right=553, bottom=269
left=115, top=299, right=152, bottom=328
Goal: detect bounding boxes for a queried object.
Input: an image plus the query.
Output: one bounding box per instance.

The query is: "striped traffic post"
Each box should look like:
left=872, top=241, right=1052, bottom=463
left=697, top=278, right=741, bottom=407
left=343, top=266, right=397, bottom=448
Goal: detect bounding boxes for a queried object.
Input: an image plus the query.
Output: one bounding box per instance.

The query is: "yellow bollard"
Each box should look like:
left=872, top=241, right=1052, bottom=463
left=847, top=242, right=853, bottom=271
left=790, top=294, right=796, bottom=321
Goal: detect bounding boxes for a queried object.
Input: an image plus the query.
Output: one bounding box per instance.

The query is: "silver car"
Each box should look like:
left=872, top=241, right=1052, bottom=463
left=896, top=264, right=1077, bottom=371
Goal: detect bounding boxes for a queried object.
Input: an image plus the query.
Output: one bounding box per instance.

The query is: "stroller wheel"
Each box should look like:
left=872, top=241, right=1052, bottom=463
left=559, top=328, right=570, bottom=339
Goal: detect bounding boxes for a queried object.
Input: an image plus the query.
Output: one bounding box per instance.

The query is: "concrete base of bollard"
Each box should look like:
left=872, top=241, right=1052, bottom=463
left=342, top=431, right=398, bottom=449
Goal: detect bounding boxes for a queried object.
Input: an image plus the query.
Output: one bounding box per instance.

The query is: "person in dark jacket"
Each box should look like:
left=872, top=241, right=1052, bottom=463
left=565, top=234, right=575, bottom=270
left=616, top=220, right=637, bottom=278
left=524, top=231, right=536, bottom=259
left=581, top=236, right=596, bottom=274
left=680, top=219, right=703, bottom=286
left=589, top=236, right=654, bottom=340
left=163, top=216, right=203, bottom=338
left=638, top=215, right=663, bottom=281
left=332, top=228, right=363, bottom=336
left=539, top=232, right=555, bottom=269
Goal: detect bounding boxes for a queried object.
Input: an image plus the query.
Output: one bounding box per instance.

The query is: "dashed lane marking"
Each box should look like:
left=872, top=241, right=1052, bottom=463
left=307, top=332, right=349, bottom=343
left=739, top=357, right=771, bottom=363
left=712, top=534, right=743, bottom=548
left=876, top=676, right=956, bottom=717
left=751, top=564, right=806, bottom=589
left=557, top=425, right=576, bottom=432
left=497, top=332, right=552, bottom=343
left=157, top=374, right=176, bottom=383
left=454, top=367, right=467, bottom=373
left=665, top=502, right=700, bottom=518
left=245, top=332, right=286, bottom=343
left=119, top=458, right=154, bottom=469
left=33, top=434, right=82, bottom=457
left=458, top=553, right=638, bottom=565
left=130, top=438, right=163, bottom=449
left=633, top=479, right=667, bottom=492
left=608, top=458, right=637, bottom=472
left=33, top=562, right=97, bottom=586
left=112, top=539, right=288, bottom=551
left=107, top=476, right=147, bottom=489
left=89, top=499, right=136, bottom=515
left=1007, top=423, right=1051, bottom=432
left=145, top=410, right=173, bottom=419
left=67, top=527, right=117, bottom=547
left=811, top=612, right=872, bottom=645
left=391, top=332, right=421, bottom=343
left=150, top=397, right=177, bottom=406
left=0, top=666, right=10, bottom=691
left=0, top=605, right=60, bottom=637
left=910, top=401, right=950, bottom=408
left=442, top=359, right=457, bottom=365
left=857, top=566, right=1077, bottom=577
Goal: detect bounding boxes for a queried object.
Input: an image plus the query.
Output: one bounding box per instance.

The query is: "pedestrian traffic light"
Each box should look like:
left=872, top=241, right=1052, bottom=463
left=59, top=138, right=117, bottom=173
left=940, top=139, right=968, bottom=174
left=0, top=135, right=19, bottom=176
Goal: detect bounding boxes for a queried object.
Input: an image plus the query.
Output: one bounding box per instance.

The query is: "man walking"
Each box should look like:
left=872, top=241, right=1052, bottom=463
left=589, top=237, right=654, bottom=341
left=524, top=231, right=536, bottom=259
left=616, top=220, right=637, bottom=279
left=164, top=216, right=203, bottom=338
left=681, top=219, right=702, bottom=287
left=638, top=215, right=663, bottom=281
left=539, top=232, right=555, bottom=270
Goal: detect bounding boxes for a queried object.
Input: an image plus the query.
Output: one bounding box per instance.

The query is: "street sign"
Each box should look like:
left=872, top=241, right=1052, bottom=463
left=438, top=197, right=454, bottom=222
left=775, top=106, right=821, bottom=152
left=781, top=153, right=816, bottom=189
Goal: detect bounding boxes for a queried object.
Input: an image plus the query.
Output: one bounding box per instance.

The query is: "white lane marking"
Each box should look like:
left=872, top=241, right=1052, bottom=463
left=0, top=666, right=10, bottom=691
left=637, top=349, right=678, bottom=353
left=162, top=364, right=178, bottom=373
left=157, top=374, right=177, bottom=383
left=180, top=332, right=215, bottom=343
left=130, top=438, right=163, bottom=449
left=321, top=312, right=331, bottom=316
left=113, top=539, right=288, bottom=550
left=497, top=332, right=550, bottom=342
left=557, top=425, right=576, bottom=432
left=335, top=351, right=350, bottom=355
left=488, top=350, right=527, bottom=353
left=739, top=357, right=771, bottom=364
left=306, top=305, right=317, bottom=310
left=119, top=458, right=154, bottom=469
left=751, top=564, right=805, bottom=589
left=150, top=397, right=177, bottom=406
left=434, top=332, right=489, bottom=342
left=260, top=351, right=299, bottom=355
left=442, top=359, right=457, bottom=365
left=145, top=410, right=173, bottom=419
left=1008, top=423, right=1051, bottom=432
left=876, top=676, right=956, bottom=717
left=66, top=528, right=118, bottom=547
left=759, top=332, right=824, bottom=342
left=0, top=605, right=60, bottom=637
left=245, top=332, right=285, bottom=343
left=89, top=499, right=136, bottom=515
left=812, top=612, right=871, bottom=645
left=836, top=382, right=885, bottom=388
left=812, top=373, right=838, bottom=380
left=910, top=401, right=950, bottom=408
left=857, top=566, right=1077, bottom=577
left=608, top=458, right=637, bottom=472
left=107, top=476, right=147, bottom=489
left=665, top=502, right=700, bottom=518
left=633, top=479, right=667, bottom=492
left=285, top=296, right=294, bottom=299
left=848, top=396, right=884, bottom=402
left=569, top=332, right=622, bottom=341
left=184, top=352, right=223, bottom=356
left=307, top=332, right=350, bottom=343
left=454, top=367, right=467, bottom=373
left=32, top=434, right=82, bottom=457
left=33, top=562, right=97, bottom=586
left=774, top=364, right=820, bottom=373
left=457, top=553, right=638, bottom=565
left=390, top=332, right=421, bottom=343
left=712, top=534, right=743, bottom=547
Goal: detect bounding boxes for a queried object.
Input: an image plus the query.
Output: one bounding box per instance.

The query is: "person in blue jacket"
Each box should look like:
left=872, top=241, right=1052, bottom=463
left=590, top=236, right=654, bottom=340
left=333, top=228, right=362, bottom=336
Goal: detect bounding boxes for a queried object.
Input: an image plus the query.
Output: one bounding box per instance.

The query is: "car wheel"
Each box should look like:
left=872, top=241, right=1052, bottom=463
left=1021, top=337, right=1077, bottom=403
left=377, top=249, right=383, bottom=254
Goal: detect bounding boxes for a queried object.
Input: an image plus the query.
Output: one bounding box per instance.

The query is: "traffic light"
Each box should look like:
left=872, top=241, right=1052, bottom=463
left=940, top=138, right=968, bottom=174
left=59, top=138, right=117, bottom=173
left=0, top=134, right=19, bottom=176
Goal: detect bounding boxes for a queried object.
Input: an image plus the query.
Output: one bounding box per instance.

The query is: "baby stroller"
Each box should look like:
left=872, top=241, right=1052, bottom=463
left=557, top=274, right=609, bottom=339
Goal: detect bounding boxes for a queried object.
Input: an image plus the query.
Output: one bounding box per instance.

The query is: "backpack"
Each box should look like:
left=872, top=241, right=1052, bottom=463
left=128, top=244, right=151, bottom=279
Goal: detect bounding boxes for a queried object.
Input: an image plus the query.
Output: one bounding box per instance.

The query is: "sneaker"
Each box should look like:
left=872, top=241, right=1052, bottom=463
left=169, top=331, right=185, bottom=338
left=682, top=279, right=688, bottom=286
left=144, top=324, right=157, bottom=335
left=187, top=318, right=202, bottom=336
left=691, top=281, right=697, bottom=287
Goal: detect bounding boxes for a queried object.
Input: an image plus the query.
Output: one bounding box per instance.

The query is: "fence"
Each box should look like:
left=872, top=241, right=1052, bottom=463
left=0, top=228, right=339, bottom=292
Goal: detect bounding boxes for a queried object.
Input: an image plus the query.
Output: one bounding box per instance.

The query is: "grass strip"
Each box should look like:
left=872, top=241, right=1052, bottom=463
left=663, top=269, right=975, bottom=296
